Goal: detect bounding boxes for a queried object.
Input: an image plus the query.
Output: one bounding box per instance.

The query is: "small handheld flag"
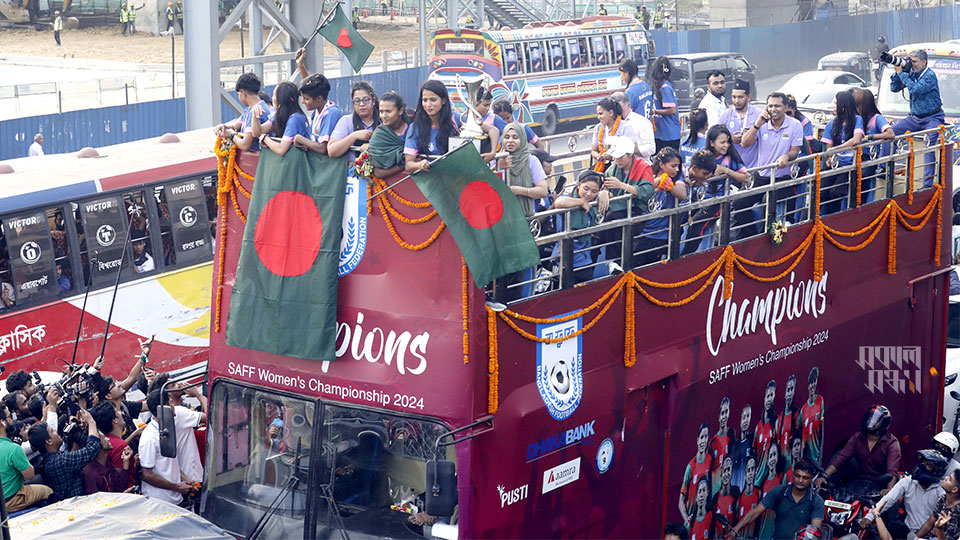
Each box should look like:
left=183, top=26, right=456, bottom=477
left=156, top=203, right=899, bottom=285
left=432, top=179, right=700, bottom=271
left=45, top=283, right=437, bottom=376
left=318, top=4, right=374, bottom=73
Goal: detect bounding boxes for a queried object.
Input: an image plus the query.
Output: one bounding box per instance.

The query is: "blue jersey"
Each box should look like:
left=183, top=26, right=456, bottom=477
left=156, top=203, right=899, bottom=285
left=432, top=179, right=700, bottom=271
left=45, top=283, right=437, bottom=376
left=645, top=177, right=686, bottom=239
left=821, top=116, right=864, bottom=167
left=269, top=111, right=310, bottom=142
left=680, top=136, right=706, bottom=169
left=240, top=100, right=271, bottom=151
left=707, top=154, right=748, bottom=198
left=309, top=100, right=341, bottom=143
left=626, top=79, right=654, bottom=120
left=861, top=113, right=890, bottom=156
left=550, top=194, right=597, bottom=269
left=654, top=81, right=681, bottom=141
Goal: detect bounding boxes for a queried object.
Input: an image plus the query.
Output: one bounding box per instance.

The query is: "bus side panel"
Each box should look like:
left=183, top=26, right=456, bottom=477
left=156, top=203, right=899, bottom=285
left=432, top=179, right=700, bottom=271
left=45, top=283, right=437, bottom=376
left=519, top=68, right=623, bottom=128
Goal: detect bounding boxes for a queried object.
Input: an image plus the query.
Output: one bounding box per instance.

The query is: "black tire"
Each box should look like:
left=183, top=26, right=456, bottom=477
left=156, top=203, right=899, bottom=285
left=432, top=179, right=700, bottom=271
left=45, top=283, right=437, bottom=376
left=543, top=106, right=559, bottom=136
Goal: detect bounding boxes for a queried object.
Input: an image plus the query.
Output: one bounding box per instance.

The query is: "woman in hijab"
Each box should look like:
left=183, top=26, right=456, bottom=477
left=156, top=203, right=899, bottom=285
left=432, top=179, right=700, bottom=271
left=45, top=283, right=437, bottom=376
left=499, top=122, right=549, bottom=217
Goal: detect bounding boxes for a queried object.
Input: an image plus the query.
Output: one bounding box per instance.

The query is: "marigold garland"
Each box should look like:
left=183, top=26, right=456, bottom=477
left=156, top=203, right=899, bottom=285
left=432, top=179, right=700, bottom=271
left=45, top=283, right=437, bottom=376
left=372, top=176, right=432, bottom=209
left=907, top=134, right=915, bottom=206
left=624, top=281, right=636, bottom=367
left=376, top=195, right=446, bottom=250
left=462, top=257, right=469, bottom=364
left=593, top=116, right=621, bottom=173
left=888, top=204, right=897, bottom=274
left=855, top=150, right=863, bottom=208
left=487, top=308, right=499, bottom=414
left=813, top=156, right=822, bottom=223
left=212, top=139, right=255, bottom=332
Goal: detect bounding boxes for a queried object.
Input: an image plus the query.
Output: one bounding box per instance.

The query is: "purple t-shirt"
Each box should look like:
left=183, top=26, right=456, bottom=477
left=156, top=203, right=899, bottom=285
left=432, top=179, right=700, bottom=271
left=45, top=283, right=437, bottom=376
left=755, top=116, right=803, bottom=178
left=331, top=115, right=376, bottom=163
left=718, top=105, right=762, bottom=169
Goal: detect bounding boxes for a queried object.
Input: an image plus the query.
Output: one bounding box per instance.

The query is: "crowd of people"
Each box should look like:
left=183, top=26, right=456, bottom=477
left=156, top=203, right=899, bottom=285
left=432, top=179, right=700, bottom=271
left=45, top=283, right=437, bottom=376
left=0, top=335, right=207, bottom=515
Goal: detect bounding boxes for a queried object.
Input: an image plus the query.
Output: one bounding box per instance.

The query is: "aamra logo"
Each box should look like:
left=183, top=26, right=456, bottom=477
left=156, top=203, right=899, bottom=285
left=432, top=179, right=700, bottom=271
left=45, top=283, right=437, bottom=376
left=542, top=457, right=581, bottom=494
left=338, top=175, right=367, bottom=277
left=96, top=224, right=116, bottom=247
left=536, top=314, right=583, bottom=421
left=179, top=205, right=198, bottom=228
left=20, top=242, right=41, bottom=265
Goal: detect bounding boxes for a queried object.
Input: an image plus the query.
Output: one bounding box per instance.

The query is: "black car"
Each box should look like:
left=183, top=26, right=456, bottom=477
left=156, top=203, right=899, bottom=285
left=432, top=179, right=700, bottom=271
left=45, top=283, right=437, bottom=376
left=664, top=52, right=757, bottom=111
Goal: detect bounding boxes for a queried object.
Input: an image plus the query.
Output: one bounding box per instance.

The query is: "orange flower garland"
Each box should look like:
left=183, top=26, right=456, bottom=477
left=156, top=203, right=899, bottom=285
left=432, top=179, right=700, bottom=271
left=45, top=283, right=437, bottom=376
left=593, top=116, right=621, bottom=173
left=462, top=257, right=469, bottom=364
left=624, top=280, right=636, bottom=367
left=907, top=134, right=915, bottom=206
left=855, top=150, right=863, bottom=208
left=487, top=308, right=499, bottom=414
left=212, top=139, right=255, bottom=332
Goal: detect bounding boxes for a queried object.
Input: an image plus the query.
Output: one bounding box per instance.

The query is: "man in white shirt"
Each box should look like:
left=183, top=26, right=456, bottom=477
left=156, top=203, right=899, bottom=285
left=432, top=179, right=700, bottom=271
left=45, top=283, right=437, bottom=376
left=611, top=91, right=655, bottom=161
left=140, top=389, right=195, bottom=505
left=28, top=134, right=44, bottom=157
left=169, top=383, right=207, bottom=483
left=699, top=71, right=726, bottom=126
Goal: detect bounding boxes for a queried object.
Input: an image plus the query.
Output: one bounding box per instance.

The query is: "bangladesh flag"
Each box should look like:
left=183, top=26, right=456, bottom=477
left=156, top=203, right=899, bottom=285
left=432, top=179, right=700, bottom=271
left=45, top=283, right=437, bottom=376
left=226, top=148, right=348, bottom=361
left=318, top=4, right=374, bottom=73
left=413, top=143, right=540, bottom=288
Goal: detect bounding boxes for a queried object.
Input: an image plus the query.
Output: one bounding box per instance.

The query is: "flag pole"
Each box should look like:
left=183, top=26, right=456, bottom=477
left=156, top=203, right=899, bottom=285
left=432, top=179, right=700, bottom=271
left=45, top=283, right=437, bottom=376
left=288, top=1, right=337, bottom=82
left=366, top=148, right=507, bottom=201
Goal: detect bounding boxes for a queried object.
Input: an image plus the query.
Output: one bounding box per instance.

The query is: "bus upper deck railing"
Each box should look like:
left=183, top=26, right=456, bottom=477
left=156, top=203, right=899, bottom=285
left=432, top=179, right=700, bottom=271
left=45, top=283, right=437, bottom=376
left=486, top=125, right=953, bottom=303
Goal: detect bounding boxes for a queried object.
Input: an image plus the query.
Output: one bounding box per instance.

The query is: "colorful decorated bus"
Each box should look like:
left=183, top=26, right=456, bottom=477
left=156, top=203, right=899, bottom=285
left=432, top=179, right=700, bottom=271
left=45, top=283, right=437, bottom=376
left=0, top=131, right=216, bottom=377
left=428, top=17, right=653, bottom=135
left=202, top=127, right=951, bottom=539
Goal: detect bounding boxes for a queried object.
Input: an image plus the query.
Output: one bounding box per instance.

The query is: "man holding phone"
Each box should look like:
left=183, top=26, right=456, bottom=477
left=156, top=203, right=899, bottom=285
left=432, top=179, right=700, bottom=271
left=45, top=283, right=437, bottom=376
left=718, top=80, right=762, bottom=170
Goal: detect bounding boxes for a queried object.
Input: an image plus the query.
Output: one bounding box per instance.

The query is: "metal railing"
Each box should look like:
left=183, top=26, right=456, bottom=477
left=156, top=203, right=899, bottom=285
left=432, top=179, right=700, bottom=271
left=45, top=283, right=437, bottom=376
left=489, top=125, right=952, bottom=303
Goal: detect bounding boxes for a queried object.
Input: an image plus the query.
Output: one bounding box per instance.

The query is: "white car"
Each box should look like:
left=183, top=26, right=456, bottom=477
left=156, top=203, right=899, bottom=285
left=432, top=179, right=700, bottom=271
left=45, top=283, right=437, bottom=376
left=778, top=70, right=871, bottom=103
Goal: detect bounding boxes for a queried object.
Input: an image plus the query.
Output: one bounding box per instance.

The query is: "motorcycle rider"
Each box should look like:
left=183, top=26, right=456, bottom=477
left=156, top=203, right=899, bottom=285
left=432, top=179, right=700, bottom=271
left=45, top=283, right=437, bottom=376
left=931, top=432, right=960, bottom=475
left=814, top=405, right=900, bottom=493
left=858, top=449, right=949, bottom=538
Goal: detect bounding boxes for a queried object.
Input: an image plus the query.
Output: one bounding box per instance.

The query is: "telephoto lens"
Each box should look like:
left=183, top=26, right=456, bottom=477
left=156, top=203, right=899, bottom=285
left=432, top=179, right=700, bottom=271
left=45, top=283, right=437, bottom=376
left=880, top=51, right=912, bottom=71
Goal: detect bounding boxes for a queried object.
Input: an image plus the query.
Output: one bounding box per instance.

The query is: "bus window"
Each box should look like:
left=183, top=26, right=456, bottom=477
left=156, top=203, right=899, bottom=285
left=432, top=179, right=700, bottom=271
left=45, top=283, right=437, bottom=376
left=315, top=404, right=451, bottom=538
left=632, top=45, right=646, bottom=65
left=163, top=179, right=212, bottom=266
left=567, top=38, right=582, bottom=69
left=3, top=210, right=59, bottom=306
left=204, top=381, right=314, bottom=538
left=0, top=234, right=11, bottom=310
left=202, top=177, right=218, bottom=241
left=548, top=39, right=567, bottom=71
left=46, top=208, right=74, bottom=294
left=503, top=43, right=520, bottom=75
left=79, top=195, right=130, bottom=285
left=590, top=35, right=608, bottom=65
left=525, top=41, right=544, bottom=73
left=125, top=192, right=157, bottom=275
left=152, top=186, right=176, bottom=267
left=612, top=34, right=627, bottom=63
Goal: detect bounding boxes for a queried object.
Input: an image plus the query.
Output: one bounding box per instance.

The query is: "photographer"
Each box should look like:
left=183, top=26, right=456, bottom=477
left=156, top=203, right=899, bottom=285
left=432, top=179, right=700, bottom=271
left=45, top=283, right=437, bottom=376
left=139, top=389, right=196, bottom=505
left=5, top=370, right=36, bottom=397
left=27, top=408, right=102, bottom=501
left=889, top=49, right=944, bottom=187
left=0, top=404, right=51, bottom=512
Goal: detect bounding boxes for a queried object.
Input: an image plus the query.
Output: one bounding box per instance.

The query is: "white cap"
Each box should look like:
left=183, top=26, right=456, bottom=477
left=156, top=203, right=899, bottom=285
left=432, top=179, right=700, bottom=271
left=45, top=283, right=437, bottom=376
left=603, top=136, right=635, bottom=159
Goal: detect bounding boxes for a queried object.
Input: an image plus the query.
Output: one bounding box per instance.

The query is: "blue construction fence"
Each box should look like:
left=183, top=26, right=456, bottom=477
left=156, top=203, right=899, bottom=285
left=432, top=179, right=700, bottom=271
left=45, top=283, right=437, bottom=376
left=0, top=66, right=429, bottom=161
left=649, top=4, right=960, bottom=80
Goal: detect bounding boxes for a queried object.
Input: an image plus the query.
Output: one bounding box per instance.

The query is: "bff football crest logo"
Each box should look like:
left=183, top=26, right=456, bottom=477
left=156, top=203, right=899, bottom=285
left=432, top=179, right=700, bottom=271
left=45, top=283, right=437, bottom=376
left=536, top=314, right=583, bottom=421
left=338, top=175, right=367, bottom=277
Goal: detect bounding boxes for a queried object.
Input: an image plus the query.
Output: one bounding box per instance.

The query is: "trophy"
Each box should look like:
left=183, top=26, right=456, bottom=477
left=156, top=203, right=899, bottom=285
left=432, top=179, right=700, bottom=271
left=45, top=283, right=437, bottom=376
left=449, top=74, right=492, bottom=152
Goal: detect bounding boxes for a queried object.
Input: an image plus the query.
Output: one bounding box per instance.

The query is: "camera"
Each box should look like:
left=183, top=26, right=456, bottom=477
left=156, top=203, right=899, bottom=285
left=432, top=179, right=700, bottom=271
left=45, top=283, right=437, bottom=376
left=880, top=51, right=912, bottom=71
left=61, top=417, right=89, bottom=448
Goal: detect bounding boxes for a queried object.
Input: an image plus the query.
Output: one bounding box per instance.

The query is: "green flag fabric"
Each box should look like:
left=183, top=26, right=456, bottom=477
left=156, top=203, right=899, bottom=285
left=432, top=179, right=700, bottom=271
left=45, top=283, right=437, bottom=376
left=318, top=5, right=374, bottom=73
left=412, top=143, right=540, bottom=288
left=226, top=148, right=348, bottom=361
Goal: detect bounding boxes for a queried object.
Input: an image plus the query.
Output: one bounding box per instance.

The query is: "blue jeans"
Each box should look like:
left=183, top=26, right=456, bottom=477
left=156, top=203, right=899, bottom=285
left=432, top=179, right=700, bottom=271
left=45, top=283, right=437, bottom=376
left=892, top=111, right=945, bottom=188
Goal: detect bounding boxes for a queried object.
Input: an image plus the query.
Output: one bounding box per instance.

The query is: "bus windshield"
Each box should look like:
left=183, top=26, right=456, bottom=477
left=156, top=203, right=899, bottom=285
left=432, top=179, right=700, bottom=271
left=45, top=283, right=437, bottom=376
left=203, top=381, right=451, bottom=540
left=433, top=36, right=485, bottom=57
left=879, top=56, right=960, bottom=117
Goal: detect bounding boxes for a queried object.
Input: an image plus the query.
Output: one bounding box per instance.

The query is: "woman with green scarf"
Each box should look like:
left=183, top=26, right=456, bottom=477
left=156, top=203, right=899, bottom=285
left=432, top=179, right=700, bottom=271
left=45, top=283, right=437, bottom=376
left=368, top=92, right=410, bottom=178
left=498, top=122, right=549, bottom=217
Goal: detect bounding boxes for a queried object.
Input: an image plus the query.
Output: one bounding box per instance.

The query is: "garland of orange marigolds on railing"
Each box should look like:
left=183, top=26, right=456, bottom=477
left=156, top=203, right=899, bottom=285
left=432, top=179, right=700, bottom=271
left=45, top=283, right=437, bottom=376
left=369, top=176, right=446, bottom=251
left=213, top=139, right=254, bottom=332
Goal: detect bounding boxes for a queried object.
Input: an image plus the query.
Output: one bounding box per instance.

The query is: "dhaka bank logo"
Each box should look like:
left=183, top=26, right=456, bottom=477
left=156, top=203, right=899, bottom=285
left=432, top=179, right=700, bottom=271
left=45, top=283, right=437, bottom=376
left=338, top=175, right=367, bottom=277
left=536, top=314, right=583, bottom=421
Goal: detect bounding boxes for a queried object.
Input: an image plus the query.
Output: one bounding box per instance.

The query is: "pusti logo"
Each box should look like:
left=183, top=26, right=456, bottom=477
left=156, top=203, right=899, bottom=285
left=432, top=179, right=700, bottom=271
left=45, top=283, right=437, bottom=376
left=496, top=483, right=529, bottom=508
left=536, top=315, right=583, bottom=421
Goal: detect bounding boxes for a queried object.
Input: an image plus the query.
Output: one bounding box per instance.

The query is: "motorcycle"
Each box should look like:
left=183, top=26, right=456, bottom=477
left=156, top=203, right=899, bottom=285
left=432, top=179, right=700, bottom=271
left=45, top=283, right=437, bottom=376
left=817, top=480, right=886, bottom=540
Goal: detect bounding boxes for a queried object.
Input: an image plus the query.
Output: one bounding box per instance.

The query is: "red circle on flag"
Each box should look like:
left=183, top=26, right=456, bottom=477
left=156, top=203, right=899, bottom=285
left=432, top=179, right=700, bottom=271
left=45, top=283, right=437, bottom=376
left=254, top=191, right=323, bottom=277
left=459, top=181, right=503, bottom=229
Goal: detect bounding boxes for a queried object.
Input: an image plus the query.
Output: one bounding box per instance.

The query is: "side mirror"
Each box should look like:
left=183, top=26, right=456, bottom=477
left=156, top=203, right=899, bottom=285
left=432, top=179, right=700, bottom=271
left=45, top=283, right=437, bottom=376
left=425, top=459, right=457, bottom=517
left=158, top=404, right=178, bottom=458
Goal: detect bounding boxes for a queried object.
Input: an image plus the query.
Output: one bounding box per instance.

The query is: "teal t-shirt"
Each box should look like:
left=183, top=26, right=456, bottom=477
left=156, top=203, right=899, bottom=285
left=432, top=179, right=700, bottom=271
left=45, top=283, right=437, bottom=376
left=0, top=436, right=29, bottom=498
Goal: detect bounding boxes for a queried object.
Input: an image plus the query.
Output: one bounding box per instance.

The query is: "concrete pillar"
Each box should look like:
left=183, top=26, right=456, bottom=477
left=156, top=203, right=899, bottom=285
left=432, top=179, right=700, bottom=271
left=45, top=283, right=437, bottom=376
left=290, top=0, right=324, bottom=76
left=250, top=3, right=263, bottom=80
left=184, top=0, right=220, bottom=128
left=446, top=0, right=458, bottom=30
left=418, top=0, right=427, bottom=65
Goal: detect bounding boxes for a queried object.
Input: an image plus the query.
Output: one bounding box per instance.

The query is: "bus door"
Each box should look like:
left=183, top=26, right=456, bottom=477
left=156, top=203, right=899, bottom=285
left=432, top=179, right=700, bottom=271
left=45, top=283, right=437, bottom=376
left=2, top=210, right=59, bottom=306
left=548, top=39, right=566, bottom=71
left=590, top=35, right=609, bottom=66
left=78, top=195, right=132, bottom=285
left=567, top=38, right=583, bottom=69
left=525, top=41, right=544, bottom=73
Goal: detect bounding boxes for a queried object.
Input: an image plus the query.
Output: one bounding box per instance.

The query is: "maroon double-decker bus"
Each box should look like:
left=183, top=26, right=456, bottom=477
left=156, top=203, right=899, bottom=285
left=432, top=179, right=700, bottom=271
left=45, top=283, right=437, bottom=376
left=200, top=127, right=952, bottom=539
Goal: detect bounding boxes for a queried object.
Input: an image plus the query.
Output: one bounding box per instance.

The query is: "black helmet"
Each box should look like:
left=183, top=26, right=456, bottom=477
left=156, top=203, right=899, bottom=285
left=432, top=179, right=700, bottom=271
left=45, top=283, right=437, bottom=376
left=879, top=35, right=886, bottom=42
left=862, top=405, right=891, bottom=436
left=913, top=449, right=949, bottom=484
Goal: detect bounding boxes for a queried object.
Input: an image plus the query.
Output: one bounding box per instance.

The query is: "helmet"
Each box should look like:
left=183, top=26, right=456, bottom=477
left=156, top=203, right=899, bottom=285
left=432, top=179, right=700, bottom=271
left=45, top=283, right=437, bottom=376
left=879, top=35, right=887, bottom=42
left=794, top=525, right=822, bottom=540
left=913, top=449, right=949, bottom=484
left=933, top=432, right=960, bottom=458
left=862, top=405, right=891, bottom=436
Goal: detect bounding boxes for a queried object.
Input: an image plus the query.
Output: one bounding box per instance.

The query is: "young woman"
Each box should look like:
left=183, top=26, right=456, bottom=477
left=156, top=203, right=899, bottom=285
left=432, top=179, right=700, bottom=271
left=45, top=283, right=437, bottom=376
left=820, top=91, right=864, bottom=215
left=596, top=137, right=654, bottom=268
left=491, top=99, right=542, bottom=149
left=680, top=108, right=708, bottom=170
left=551, top=171, right=602, bottom=284
left=590, top=97, right=638, bottom=173
left=404, top=80, right=498, bottom=173
left=635, top=147, right=687, bottom=267
left=680, top=422, right=714, bottom=523
left=755, top=444, right=784, bottom=540
left=855, top=89, right=895, bottom=204
left=251, top=81, right=309, bottom=157
left=328, top=81, right=380, bottom=162
left=368, top=91, right=410, bottom=179
left=784, top=94, right=815, bottom=221
left=736, top=454, right=760, bottom=538
left=688, top=477, right=715, bottom=540
left=647, top=56, right=681, bottom=151
left=619, top=57, right=652, bottom=118
left=714, top=457, right=739, bottom=536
